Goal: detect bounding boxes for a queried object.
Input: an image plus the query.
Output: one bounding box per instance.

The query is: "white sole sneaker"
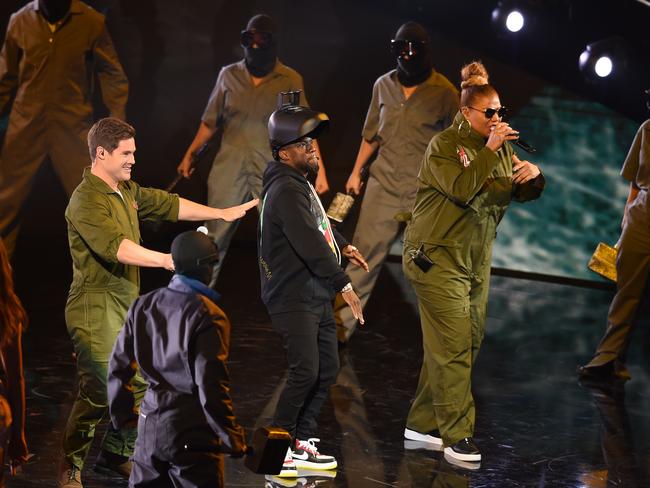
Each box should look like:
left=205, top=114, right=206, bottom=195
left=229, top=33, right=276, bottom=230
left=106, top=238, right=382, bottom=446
left=292, top=458, right=337, bottom=470
left=404, top=439, right=443, bottom=452
left=404, top=428, right=443, bottom=448
left=443, top=446, right=481, bottom=462
left=443, top=451, right=481, bottom=470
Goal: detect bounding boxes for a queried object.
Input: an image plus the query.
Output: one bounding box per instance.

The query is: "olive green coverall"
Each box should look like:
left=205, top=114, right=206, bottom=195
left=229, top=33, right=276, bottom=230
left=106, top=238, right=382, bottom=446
left=403, top=112, right=545, bottom=445
left=63, top=168, right=179, bottom=469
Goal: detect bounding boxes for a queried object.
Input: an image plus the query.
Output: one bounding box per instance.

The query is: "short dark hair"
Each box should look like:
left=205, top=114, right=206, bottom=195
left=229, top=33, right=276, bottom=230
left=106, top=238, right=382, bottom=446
left=87, top=117, right=136, bottom=161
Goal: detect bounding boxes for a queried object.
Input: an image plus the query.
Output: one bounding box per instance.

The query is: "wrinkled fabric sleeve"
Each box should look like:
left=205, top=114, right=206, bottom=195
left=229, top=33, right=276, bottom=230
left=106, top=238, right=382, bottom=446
left=621, top=121, right=648, bottom=183
left=134, top=183, right=180, bottom=222
left=361, top=78, right=381, bottom=142
left=0, top=15, right=20, bottom=115
left=191, top=310, right=245, bottom=452
left=66, top=192, right=128, bottom=264
left=333, top=226, right=349, bottom=250
left=420, top=137, right=501, bottom=206
left=201, top=68, right=227, bottom=128
left=94, top=21, right=128, bottom=120
left=107, top=305, right=138, bottom=429
left=276, top=185, right=350, bottom=292
left=513, top=173, right=546, bottom=202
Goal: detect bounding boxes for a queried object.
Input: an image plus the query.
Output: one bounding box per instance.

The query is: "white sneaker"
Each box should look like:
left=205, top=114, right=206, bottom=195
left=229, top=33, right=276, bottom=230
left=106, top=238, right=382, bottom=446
left=277, top=447, right=298, bottom=478
left=403, top=428, right=443, bottom=449
left=292, top=438, right=337, bottom=470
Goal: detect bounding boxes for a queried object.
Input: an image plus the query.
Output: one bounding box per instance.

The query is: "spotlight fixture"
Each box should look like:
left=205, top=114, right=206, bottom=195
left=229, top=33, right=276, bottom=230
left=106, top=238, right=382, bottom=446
left=579, top=37, right=627, bottom=81
left=492, top=1, right=526, bottom=34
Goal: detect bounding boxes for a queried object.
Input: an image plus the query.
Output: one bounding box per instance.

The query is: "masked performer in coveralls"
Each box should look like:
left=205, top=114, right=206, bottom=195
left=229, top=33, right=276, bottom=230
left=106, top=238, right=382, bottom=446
left=402, top=62, right=545, bottom=465
left=578, top=114, right=650, bottom=383
left=0, top=0, right=128, bottom=257
left=177, top=14, right=330, bottom=286
left=59, top=117, right=256, bottom=488
left=335, top=21, right=458, bottom=343
left=258, top=100, right=368, bottom=476
left=108, top=229, right=246, bottom=488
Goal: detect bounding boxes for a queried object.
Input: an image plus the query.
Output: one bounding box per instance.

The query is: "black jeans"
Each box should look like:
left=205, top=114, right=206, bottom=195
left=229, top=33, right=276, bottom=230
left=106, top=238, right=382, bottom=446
left=271, top=302, right=339, bottom=440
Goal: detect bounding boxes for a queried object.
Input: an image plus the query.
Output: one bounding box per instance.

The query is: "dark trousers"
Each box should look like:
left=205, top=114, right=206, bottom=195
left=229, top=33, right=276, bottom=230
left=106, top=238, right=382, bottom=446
left=130, top=394, right=224, bottom=488
left=271, top=302, right=339, bottom=440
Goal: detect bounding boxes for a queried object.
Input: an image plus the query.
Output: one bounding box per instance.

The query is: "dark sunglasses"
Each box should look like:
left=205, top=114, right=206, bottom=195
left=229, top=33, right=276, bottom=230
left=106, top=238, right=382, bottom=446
left=389, top=39, right=426, bottom=58
left=240, top=30, right=273, bottom=48
left=468, top=106, right=508, bottom=119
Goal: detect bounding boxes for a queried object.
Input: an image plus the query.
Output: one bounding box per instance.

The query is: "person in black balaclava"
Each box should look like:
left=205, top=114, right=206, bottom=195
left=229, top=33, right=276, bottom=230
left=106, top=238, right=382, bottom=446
left=242, top=14, right=278, bottom=78
left=0, top=0, right=128, bottom=259
left=177, top=14, right=331, bottom=289
left=108, top=229, right=247, bottom=488
left=393, top=21, right=433, bottom=87
left=334, top=21, right=459, bottom=343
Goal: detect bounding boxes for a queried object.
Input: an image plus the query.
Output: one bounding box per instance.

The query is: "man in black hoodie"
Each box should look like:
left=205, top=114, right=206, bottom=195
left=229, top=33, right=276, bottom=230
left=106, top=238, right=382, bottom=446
left=258, top=102, right=368, bottom=474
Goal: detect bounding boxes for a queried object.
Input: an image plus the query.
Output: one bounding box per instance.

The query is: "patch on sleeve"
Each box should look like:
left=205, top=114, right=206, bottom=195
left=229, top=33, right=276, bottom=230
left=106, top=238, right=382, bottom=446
left=457, top=146, right=470, bottom=167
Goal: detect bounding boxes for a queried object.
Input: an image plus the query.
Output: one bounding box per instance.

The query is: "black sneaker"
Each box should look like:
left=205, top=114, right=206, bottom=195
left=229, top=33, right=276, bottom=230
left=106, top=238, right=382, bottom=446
left=292, top=438, right=337, bottom=470
left=93, top=450, right=131, bottom=478
left=443, top=437, right=481, bottom=462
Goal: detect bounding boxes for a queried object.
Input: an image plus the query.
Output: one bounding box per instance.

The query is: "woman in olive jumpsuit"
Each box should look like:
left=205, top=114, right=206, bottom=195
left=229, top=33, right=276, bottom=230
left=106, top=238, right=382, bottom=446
left=402, top=62, right=545, bottom=464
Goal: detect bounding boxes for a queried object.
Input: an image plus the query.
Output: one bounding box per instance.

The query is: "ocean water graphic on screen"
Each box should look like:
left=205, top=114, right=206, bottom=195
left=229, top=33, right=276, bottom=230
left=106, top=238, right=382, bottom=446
left=494, top=85, right=638, bottom=280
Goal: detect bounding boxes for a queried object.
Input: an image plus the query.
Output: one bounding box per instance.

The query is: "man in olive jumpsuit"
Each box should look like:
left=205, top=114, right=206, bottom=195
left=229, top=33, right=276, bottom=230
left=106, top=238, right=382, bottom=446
left=59, top=117, right=256, bottom=488
left=335, top=21, right=458, bottom=342
left=579, top=119, right=650, bottom=382
left=0, top=0, right=128, bottom=257
left=402, top=109, right=544, bottom=461
left=177, top=14, right=329, bottom=286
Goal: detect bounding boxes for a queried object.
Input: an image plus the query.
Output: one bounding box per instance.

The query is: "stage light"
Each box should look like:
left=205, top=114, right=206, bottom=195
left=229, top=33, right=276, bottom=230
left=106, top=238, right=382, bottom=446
left=594, top=57, right=613, bottom=78
left=579, top=38, right=626, bottom=81
left=492, top=1, right=526, bottom=35
left=505, top=11, right=524, bottom=32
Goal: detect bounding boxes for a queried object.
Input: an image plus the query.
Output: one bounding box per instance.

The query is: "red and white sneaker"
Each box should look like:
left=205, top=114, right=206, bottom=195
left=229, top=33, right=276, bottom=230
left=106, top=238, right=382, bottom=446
left=292, top=438, right=337, bottom=470
left=277, top=447, right=298, bottom=478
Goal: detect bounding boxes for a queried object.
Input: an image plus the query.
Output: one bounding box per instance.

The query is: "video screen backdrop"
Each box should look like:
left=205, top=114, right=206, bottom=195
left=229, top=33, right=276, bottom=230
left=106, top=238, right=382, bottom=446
left=493, top=85, right=638, bottom=281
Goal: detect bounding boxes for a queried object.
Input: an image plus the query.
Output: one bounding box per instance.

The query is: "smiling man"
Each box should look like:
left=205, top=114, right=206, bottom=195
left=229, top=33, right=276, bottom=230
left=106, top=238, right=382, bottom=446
left=59, top=117, right=257, bottom=488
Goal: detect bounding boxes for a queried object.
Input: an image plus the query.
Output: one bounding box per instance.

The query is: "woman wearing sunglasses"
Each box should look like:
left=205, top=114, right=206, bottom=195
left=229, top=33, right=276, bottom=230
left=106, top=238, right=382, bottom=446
left=402, top=61, right=545, bottom=466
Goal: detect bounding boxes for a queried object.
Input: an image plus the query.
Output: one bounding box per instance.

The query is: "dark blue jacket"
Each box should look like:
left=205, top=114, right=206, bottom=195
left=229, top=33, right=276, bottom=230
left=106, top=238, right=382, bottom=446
left=107, top=275, right=245, bottom=452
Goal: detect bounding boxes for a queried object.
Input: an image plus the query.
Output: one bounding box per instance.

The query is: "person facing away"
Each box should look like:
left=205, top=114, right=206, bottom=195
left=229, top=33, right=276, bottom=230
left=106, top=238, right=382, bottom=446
left=108, top=229, right=246, bottom=488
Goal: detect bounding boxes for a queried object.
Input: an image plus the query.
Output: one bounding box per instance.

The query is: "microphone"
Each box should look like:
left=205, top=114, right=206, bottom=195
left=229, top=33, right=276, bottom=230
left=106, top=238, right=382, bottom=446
left=513, top=138, right=536, bottom=154
left=507, top=133, right=536, bottom=153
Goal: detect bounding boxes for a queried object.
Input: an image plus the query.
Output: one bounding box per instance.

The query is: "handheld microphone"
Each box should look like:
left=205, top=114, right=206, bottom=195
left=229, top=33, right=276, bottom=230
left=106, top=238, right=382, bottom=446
left=513, top=138, right=536, bottom=154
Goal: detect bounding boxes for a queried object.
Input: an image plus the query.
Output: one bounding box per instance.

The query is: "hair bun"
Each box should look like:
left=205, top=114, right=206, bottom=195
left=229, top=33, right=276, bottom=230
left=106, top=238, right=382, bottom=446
left=460, top=61, right=489, bottom=89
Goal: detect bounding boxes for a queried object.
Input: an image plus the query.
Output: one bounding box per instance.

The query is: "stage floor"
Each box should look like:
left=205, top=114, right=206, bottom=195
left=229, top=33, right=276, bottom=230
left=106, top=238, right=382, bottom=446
left=8, top=246, right=650, bottom=487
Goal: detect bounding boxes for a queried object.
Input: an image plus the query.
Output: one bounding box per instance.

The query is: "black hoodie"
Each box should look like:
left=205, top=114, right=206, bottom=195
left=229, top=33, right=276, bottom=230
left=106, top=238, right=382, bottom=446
left=258, top=161, right=350, bottom=314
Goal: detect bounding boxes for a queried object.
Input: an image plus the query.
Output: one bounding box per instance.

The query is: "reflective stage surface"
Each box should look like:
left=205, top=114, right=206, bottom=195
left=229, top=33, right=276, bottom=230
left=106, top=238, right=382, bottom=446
left=8, top=247, right=650, bottom=487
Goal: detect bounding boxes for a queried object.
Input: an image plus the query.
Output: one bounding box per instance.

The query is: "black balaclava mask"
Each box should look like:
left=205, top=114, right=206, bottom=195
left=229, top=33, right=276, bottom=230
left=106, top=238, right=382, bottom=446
left=243, top=14, right=278, bottom=78
left=171, top=231, right=219, bottom=286
left=39, top=0, right=72, bottom=24
left=393, top=21, right=432, bottom=87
